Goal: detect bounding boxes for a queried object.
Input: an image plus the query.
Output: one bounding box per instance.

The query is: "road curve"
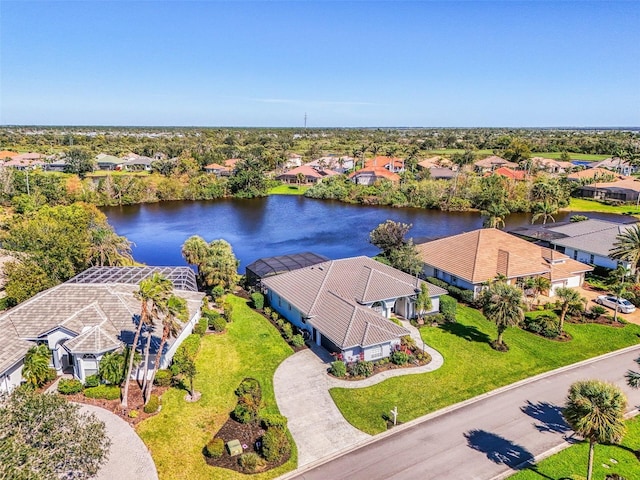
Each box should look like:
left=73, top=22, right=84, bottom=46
left=285, top=345, right=640, bottom=480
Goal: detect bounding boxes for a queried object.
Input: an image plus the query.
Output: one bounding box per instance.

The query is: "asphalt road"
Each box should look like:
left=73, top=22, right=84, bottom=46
left=289, top=345, right=640, bottom=480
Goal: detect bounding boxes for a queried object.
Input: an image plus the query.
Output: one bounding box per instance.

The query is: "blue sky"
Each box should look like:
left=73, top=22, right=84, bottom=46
left=1, top=1, right=638, bottom=127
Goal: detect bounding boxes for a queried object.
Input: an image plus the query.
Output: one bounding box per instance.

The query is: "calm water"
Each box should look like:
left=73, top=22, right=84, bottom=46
left=102, top=196, right=626, bottom=271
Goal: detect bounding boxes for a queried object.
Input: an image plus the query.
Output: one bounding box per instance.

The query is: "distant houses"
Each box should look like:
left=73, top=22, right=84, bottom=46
left=276, top=165, right=340, bottom=184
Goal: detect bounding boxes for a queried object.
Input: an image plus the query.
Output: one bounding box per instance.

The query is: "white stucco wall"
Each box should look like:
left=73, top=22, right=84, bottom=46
left=0, top=361, right=24, bottom=393
left=563, top=248, right=618, bottom=270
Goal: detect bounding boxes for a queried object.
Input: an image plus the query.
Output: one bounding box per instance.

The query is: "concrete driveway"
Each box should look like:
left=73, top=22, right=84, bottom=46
left=273, top=320, right=444, bottom=467
left=80, top=404, right=158, bottom=480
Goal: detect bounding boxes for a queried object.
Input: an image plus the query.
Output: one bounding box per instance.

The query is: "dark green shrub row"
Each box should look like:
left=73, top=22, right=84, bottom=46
left=260, top=414, right=288, bottom=430
left=58, top=378, right=83, bottom=395
left=426, top=277, right=449, bottom=289
left=154, top=369, right=172, bottom=387
left=84, top=385, right=121, bottom=400
left=144, top=394, right=160, bottom=414
left=426, top=277, right=475, bottom=304
left=390, top=351, right=410, bottom=366
left=291, top=334, right=305, bottom=347
left=439, top=295, right=457, bottom=322
left=204, top=438, right=225, bottom=459
left=209, top=315, right=227, bottom=332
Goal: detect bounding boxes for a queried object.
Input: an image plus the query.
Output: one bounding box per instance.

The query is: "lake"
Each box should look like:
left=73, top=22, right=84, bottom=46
left=102, top=196, right=625, bottom=271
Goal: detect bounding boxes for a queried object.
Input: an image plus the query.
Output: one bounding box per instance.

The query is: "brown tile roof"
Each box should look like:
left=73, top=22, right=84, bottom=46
left=204, top=163, right=229, bottom=171
left=262, top=256, right=446, bottom=349
left=0, top=150, right=19, bottom=159
left=365, top=156, right=403, bottom=169
left=225, top=158, right=241, bottom=168
left=567, top=168, right=621, bottom=181
left=475, top=156, right=517, bottom=169
left=492, top=167, right=526, bottom=180
left=417, top=156, right=443, bottom=169
left=277, top=165, right=339, bottom=179
left=348, top=166, right=400, bottom=182
left=580, top=177, right=640, bottom=193
left=415, top=229, right=592, bottom=284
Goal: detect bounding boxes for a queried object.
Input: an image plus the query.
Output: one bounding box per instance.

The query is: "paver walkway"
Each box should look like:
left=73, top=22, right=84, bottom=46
left=79, top=404, right=158, bottom=480
left=273, top=320, right=444, bottom=467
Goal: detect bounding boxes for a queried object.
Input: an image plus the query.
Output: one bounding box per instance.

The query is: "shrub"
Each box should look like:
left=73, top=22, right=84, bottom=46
left=223, top=301, right=234, bottom=322
left=210, top=316, right=227, bottom=332
left=261, top=427, right=291, bottom=462
left=261, top=414, right=288, bottom=430
left=143, top=394, right=160, bottom=414
left=211, top=285, right=225, bottom=300
left=401, top=335, right=416, bottom=351
left=426, top=313, right=446, bottom=325
left=84, top=385, right=121, bottom=400
left=329, top=361, right=347, bottom=377
left=414, top=351, right=431, bottom=363
left=238, top=452, right=264, bottom=473
left=389, top=317, right=402, bottom=326
left=204, top=438, right=225, bottom=459
left=235, top=378, right=261, bottom=400
left=426, top=277, right=449, bottom=289
left=281, top=323, right=293, bottom=340
left=291, top=334, right=305, bottom=347
left=523, top=312, right=560, bottom=338
left=447, top=286, right=475, bottom=304
left=589, top=305, right=607, bottom=317
left=57, top=378, right=83, bottom=395
left=84, top=374, right=100, bottom=388
left=251, top=292, right=265, bottom=310
left=45, top=368, right=58, bottom=383
left=263, top=307, right=272, bottom=317
left=154, top=369, right=172, bottom=387
left=128, top=410, right=139, bottom=418
left=390, top=350, right=410, bottom=366
left=271, top=311, right=280, bottom=322
left=439, top=295, right=457, bottom=322
left=349, top=360, right=374, bottom=378
left=276, top=318, right=284, bottom=328
left=194, top=317, right=208, bottom=336
left=232, top=403, right=255, bottom=424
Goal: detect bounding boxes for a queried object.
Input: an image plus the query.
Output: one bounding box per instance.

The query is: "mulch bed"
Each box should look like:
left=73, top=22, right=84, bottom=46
left=204, top=418, right=290, bottom=473
left=329, top=352, right=432, bottom=381
left=568, top=315, right=626, bottom=327
left=60, top=383, right=168, bottom=426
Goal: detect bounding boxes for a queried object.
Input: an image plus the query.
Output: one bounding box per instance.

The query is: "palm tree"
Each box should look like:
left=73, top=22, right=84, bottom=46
left=610, top=224, right=640, bottom=282
left=181, top=235, right=209, bottom=285
left=555, top=287, right=584, bottom=333
left=625, top=356, right=640, bottom=389
left=481, top=202, right=510, bottom=229
left=144, top=295, right=187, bottom=403
left=563, top=380, right=627, bottom=480
left=88, top=226, right=133, bottom=267
left=98, top=350, right=125, bottom=385
left=121, top=273, right=172, bottom=408
left=481, top=281, right=524, bottom=350
left=296, top=172, right=305, bottom=189
left=608, top=265, right=630, bottom=323
left=22, top=344, right=51, bottom=387
left=531, top=201, right=558, bottom=225
left=531, top=276, right=551, bottom=305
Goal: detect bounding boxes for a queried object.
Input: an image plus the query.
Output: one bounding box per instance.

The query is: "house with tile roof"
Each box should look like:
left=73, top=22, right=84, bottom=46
left=365, top=156, right=405, bottom=173
left=415, top=229, right=593, bottom=298
left=566, top=167, right=620, bottom=183
left=474, top=156, right=518, bottom=173
left=491, top=166, right=526, bottom=181
left=531, top=157, right=574, bottom=174
left=306, top=155, right=354, bottom=173
left=204, top=162, right=231, bottom=176
left=510, top=219, right=639, bottom=270
left=589, top=157, right=637, bottom=177
left=349, top=166, right=400, bottom=185
left=95, top=153, right=127, bottom=171
left=261, top=256, right=446, bottom=362
left=0, top=150, right=19, bottom=160
left=277, top=165, right=340, bottom=184
left=576, top=177, right=640, bottom=203
left=0, top=266, right=204, bottom=393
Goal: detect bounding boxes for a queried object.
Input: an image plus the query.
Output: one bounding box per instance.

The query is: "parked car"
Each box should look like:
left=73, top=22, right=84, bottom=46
left=595, top=295, right=636, bottom=314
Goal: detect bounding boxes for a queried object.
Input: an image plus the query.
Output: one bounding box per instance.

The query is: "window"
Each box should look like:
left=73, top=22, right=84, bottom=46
left=370, top=345, right=383, bottom=359
left=590, top=254, right=594, bottom=264
left=288, top=304, right=291, bottom=311
left=573, top=251, right=578, bottom=260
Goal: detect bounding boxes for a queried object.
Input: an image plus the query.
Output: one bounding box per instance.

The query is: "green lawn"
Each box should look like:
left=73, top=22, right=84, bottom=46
left=330, top=306, right=640, bottom=435
left=137, top=295, right=296, bottom=480
left=268, top=183, right=308, bottom=195
left=509, top=416, right=640, bottom=479
left=565, top=198, right=640, bottom=216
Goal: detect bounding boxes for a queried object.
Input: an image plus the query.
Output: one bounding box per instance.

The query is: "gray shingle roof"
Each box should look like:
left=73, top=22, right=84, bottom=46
left=549, top=222, right=638, bottom=257
left=63, top=325, right=122, bottom=354
left=262, top=256, right=446, bottom=349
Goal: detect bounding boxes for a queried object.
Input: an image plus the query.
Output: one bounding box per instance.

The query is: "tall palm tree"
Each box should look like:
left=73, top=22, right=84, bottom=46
left=481, top=202, right=510, bottom=229
left=563, top=380, right=627, bottom=480
left=610, top=224, right=640, bottom=282
left=181, top=235, right=209, bottom=285
left=121, top=273, right=172, bottom=408
left=88, top=226, right=134, bottom=267
left=555, top=287, right=584, bottom=333
left=481, top=281, right=524, bottom=350
left=144, top=295, right=187, bottom=403
left=22, top=344, right=51, bottom=387
left=531, top=201, right=558, bottom=225
left=532, top=276, right=551, bottom=305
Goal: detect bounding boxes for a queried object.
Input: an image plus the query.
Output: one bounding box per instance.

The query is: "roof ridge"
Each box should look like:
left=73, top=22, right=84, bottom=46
left=339, top=296, right=359, bottom=347
left=308, top=261, right=334, bottom=314
left=470, top=230, right=482, bottom=282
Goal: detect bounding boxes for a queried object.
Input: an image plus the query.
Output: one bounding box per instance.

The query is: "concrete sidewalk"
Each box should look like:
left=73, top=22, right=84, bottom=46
left=273, top=320, right=445, bottom=467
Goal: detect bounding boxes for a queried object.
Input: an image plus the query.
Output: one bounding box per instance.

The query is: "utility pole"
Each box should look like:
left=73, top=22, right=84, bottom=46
left=304, top=113, right=307, bottom=129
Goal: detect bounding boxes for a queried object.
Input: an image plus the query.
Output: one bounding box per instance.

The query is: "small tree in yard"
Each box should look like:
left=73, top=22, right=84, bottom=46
left=22, top=344, right=51, bottom=388
left=0, top=388, right=110, bottom=480
left=182, top=356, right=197, bottom=399
left=555, top=287, right=584, bottom=333
left=563, top=380, right=627, bottom=480
left=415, top=283, right=432, bottom=323
left=481, top=281, right=524, bottom=351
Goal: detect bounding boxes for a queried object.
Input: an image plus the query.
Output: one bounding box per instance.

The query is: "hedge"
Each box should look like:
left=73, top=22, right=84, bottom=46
left=439, top=295, right=457, bottom=322
left=84, top=385, right=121, bottom=400
left=58, top=378, right=83, bottom=395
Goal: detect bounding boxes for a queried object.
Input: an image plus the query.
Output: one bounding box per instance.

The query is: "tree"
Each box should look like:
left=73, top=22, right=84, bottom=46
left=63, top=147, right=95, bottom=178
left=563, top=380, right=627, bottom=480
left=369, top=220, right=413, bottom=258
left=144, top=294, right=187, bottom=402
left=415, top=282, right=432, bottom=321
left=22, top=344, right=51, bottom=388
left=502, top=137, right=532, bottom=164
left=296, top=172, right=305, bottom=189
left=608, top=265, right=630, bottom=323
left=4, top=259, right=57, bottom=306
left=88, top=225, right=133, bottom=267
left=121, top=273, right=173, bottom=408
left=182, top=356, right=197, bottom=398
left=0, top=387, right=110, bottom=480
left=386, top=241, right=422, bottom=275
left=201, top=239, right=239, bottom=290
left=98, top=350, right=126, bottom=385
left=181, top=235, right=209, bottom=285
left=610, top=224, right=640, bottom=282
left=481, top=202, right=510, bottom=229
left=227, top=156, right=269, bottom=198
left=554, top=287, right=584, bottom=333
left=481, top=281, right=524, bottom=350
left=531, top=201, right=558, bottom=225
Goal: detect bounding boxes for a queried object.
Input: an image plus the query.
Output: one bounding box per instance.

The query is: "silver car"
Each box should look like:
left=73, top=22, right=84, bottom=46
left=595, top=295, right=636, bottom=314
